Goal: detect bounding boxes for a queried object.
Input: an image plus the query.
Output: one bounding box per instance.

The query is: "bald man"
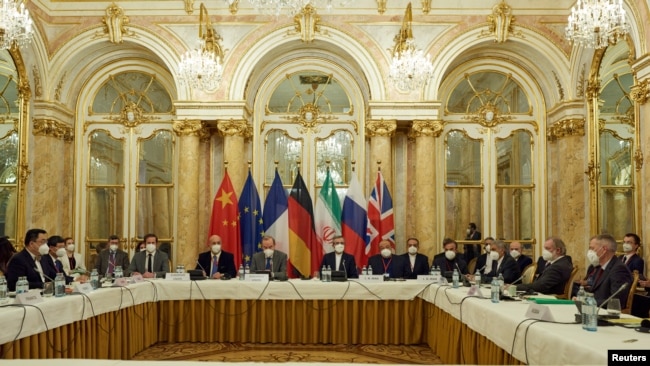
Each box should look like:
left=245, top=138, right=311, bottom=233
left=196, top=235, right=237, bottom=279
left=509, top=241, right=533, bottom=273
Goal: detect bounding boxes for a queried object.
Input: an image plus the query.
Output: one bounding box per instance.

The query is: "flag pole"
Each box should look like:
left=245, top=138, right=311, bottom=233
left=224, top=160, right=229, bottom=172
left=351, top=160, right=356, bottom=173
left=377, top=160, right=381, bottom=172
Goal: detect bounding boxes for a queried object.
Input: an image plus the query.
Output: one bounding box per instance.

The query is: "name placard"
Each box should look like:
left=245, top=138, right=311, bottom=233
left=525, top=303, right=555, bottom=322
left=131, top=274, right=144, bottom=283
left=165, top=273, right=190, bottom=281
left=113, top=278, right=129, bottom=287
left=15, top=292, right=44, bottom=305
left=416, top=275, right=436, bottom=282
left=73, top=282, right=94, bottom=294
left=358, top=275, right=383, bottom=283
left=245, top=273, right=270, bottom=282
left=467, top=285, right=485, bottom=298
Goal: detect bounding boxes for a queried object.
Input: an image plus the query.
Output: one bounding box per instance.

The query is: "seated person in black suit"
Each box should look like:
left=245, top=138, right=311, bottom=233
left=475, top=237, right=495, bottom=276
left=320, top=235, right=358, bottom=279
left=581, top=234, right=632, bottom=308
left=433, top=238, right=469, bottom=277
left=509, top=241, right=533, bottom=273
left=196, top=234, right=236, bottom=279
left=400, top=237, right=430, bottom=279
left=5, top=228, right=49, bottom=291
left=482, top=240, right=520, bottom=284
left=620, top=233, right=645, bottom=280
left=512, top=237, right=572, bottom=295
left=41, top=235, right=74, bottom=284
left=367, top=239, right=407, bottom=279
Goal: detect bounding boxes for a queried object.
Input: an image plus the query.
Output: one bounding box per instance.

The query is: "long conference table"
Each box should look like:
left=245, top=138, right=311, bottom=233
left=1, top=279, right=648, bottom=364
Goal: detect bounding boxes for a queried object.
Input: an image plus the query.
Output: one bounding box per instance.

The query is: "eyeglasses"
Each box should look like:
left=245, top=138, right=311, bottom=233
left=333, top=242, right=345, bottom=245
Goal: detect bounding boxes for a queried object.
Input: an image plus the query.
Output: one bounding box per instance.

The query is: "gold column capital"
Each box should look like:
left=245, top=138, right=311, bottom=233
left=217, top=119, right=252, bottom=138
left=547, top=118, right=585, bottom=142
left=630, top=79, right=650, bottom=104
left=410, top=119, right=444, bottom=138
left=366, top=119, right=396, bottom=137
left=173, top=119, right=208, bottom=138
left=33, top=118, right=74, bottom=142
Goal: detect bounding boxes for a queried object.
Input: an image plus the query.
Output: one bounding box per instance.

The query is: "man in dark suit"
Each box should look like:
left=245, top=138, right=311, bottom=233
left=367, top=239, right=407, bottom=279
left=94, top=235, right=130, bottom=278
left=433, top=238, right=469, bottom=276
left=5, top=228, right=48, bottom=291
left=483, top=240, right=520, bottom=284
left=129, top=233, right=170, bottom=278
left=475, top=237, right=495, bottom=275
left=587, top=234, right=632, bottom=308
left=509, top=241, right=533, bottom=273
left=620, top=233, right=645, bottom=279
left=400, top=237, right=430, bottom=279
left=514, top=237, right=572, bottom=295
left=251, top=235, right=288, bottom=280
left=41, top=235, right=73, bottom=284
left=464, top=222, right=482, bottom=262
left=320, top=235, right=358, bottom=279
left=196, top=234, right=236, bottom=279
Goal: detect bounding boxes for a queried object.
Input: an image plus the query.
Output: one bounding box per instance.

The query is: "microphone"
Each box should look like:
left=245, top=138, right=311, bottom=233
left=35, top=267, right=54, bottom=282
left=195, top=260, right=208, bottom=278
left=476, top=264, right=486, bottom=273
left=510, top=273, right=525, bottom=285
left=596, top=282, right=628, bottom=314
left=342, top=259, right=348, bottom=280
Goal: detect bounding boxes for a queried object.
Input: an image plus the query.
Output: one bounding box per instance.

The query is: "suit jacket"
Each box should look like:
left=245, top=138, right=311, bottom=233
left=619, top=254, right=645, bottom=280
left=535, top=255, right=573, bottom=280
left=432, top=253, right=469, bottom=275
left=401, top=253, right=430, bottom=279
left=129, top=250, right=170, bottom=278
left=476, top=253, right=489, bottom=274
left=517, top=255, right=572, bottom=295
left=250, top=250, right=288, bottom=280
left=62, top=252, right=86, bottom=276
left=5, top=249, right=44, bottom=291
left=320, top=252, right=358, bottom=279
left=40, top=255, right=73, bottom=284
left=515, top=255, right=533, bottom=273
left=367, top=254, right=407, bottom=278
left=484, top=255, right=521, bottom=284
left=94, top=249, right=131, bottom=277
left=591, top=256, right=633, bottom=308
left=196, top=250, right=236, bottom=278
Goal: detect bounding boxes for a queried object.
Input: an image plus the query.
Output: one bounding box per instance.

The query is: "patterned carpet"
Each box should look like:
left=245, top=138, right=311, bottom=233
left=133, top=342, right=442, bottom=364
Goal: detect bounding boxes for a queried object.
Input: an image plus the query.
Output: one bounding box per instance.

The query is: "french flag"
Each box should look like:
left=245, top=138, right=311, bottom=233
left=341, top=172, right=368, bottom=267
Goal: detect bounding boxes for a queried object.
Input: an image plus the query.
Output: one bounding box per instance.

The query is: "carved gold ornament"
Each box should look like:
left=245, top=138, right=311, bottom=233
left=110, top=101, right=158, bottom=128
left=464, top=102, right=513, bottom=128
left=547, top=118, right=585, bottom=142
left=411, top=119, right=444, bottom=138
left=629, top=79, right=650, bottom=104
left=33, top=119, right=74, bottom=142
left=366, top=119, right=396, bottom=137
left=96, top=3, right=136, bottom=44
left=292, top=4, right=323, bottom=43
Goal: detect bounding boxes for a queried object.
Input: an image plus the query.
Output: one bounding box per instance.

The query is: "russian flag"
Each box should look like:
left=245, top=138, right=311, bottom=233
left=341, top=171, right=368, bottom=267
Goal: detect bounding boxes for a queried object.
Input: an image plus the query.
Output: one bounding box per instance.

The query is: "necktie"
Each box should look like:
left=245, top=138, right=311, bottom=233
left=593, top=266, right=604, bottom=285
left=147, top=254, right=153, bottom=273
left=108, top=252, right=116, bottom=274
left=211, top=255, right=219, bottom=276
left=265, top=257, right=271, bottom=270
left=55, top=259, right=63, bottom=273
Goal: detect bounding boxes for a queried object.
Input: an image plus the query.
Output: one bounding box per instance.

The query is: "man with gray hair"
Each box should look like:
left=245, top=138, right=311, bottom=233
left=586, top=234, right=632, bottom=308
left=483, top=239, right=520, bottom=284
left=513, top=237, right=572, bottom=295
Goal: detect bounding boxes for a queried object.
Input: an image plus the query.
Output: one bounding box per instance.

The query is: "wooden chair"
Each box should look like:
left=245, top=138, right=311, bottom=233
left=521, top=263, right=537, bottom=285
left=622, top=270, right=639, bottom=315
left=557, top=265, right=579, bottom=299
left=467, top=257, right=477, bottom=274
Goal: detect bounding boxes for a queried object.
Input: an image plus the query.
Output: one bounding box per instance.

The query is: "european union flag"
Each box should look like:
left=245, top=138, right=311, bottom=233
left=239, top=170, right=264, bottom=265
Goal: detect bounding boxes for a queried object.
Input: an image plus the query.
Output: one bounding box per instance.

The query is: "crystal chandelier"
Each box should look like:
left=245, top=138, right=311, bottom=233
left=0, top=0, right=34, bottom=50
left=388, top=3, right=434, bottom=92
left=565, top=0, right=630, bottom=49
left=178, top=3, right=224, bottom=91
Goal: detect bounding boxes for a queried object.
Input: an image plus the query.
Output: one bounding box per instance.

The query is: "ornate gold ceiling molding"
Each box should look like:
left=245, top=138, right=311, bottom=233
left=185, top=0, right=195, bottom=14
left=172, top=119, right=209, bottom=139
left=366, top=119, right=396, bottom=137
left=409, top=119, right=444, bottom=138
left=546, top=118, right=585, bottom=142
left=217, top=118, right=252, bottom=139
left=109, top=101, right=158, bottom=128
left=630, top=79, right=650, bottom=104
left=94, top=3, right=136, bottom=44
left=292, top=4, right=324, bottom=43
left=33, top=118, right=74, bottom=142
left=376, top=0, right=387, bottom=15
left=478, top=0, right=524, bottom=43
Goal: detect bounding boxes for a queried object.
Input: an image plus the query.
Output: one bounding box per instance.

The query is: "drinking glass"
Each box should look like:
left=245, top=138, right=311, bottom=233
left=607, top=298, right=621, bottom=316
left=42, top=282, right=54, bottom=297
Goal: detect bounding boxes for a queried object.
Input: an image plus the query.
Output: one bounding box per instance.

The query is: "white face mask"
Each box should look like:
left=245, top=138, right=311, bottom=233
left=140, top=247, right=146, bottom=252
left=56, top=248, right=66, bottom=257
left=211, top=244, right=222, bottom=254
left=541, top=249, right=553, bottom=261
left=380, top=248, right=392, bottom=258
left=334, top=244, right=344, bottom=254
left=445, top=250, right=456, bottom=260
left=66, top=244, right=75, bottom=252
left=38, top=244, right=50, bottom=256
left=264, top=248, right=274, bottom=258
left=485, top=245, right=491, bottom=253
left=146, top=243, right=156, bottom=253
left=408, top=246, right=418, bottom=255
left=466, top=229, right=471, bottom=234
left=489, top=251, right=499, bottom=261
left=587, top=249, right=600, bottom=265
left=510, top=250, right=520, bottom=259
left=622, top=243, right=633, bottom=253
left=109, top=244, right=118, bottom=252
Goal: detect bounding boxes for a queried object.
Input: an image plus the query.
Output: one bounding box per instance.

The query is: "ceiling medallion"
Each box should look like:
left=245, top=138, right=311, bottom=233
left=111, top=101, right=158, bottom=128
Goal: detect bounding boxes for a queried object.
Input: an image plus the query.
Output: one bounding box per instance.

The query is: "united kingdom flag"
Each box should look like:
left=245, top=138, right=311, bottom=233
left=366, top=170, right=395, bottom=257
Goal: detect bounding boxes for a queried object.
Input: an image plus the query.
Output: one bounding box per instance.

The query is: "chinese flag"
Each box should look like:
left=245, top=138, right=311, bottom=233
left=208, top=170, right=242, bottom=269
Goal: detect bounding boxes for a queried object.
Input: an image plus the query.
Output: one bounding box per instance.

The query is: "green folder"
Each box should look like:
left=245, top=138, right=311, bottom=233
left=527, top=298, right=576, bottom=305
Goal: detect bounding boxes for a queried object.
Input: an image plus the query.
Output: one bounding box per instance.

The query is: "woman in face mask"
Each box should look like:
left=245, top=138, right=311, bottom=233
left=61, top=237, right=86, bottom=277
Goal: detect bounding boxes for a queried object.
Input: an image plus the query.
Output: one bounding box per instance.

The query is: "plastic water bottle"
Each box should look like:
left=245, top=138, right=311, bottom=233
left=238, top=264, right=245, bottom=280
left=367, top=265, right=373, bottom=275
left=434, top=266, right=441, bottom=284
left=576, top=286, right=586, bottom=304
left=497, top=273, right=504, bottom=289
left=361, top=265, right=367, bottom=275
left=452, top=269, right=460, bottom=288
left=325, top=265, right=332, bottom=282
left=245, top=263, right=250, bottom=277
left=491, top=277, right=500, bottom=303
left=16, top=276, right=28, bottom=294
left=90, top=269, right=99, bottom=290
left=321, top=265, right=327, bottom=281
left=474, top=269, right=482, bottom=287
left=430, top=265, right=435, bottom=276
left=114, top=266, right=123, bottom=279
left=0, top=275, right=8, bottom=303
left=54, top=273, right=66, bottom=297
left=582, top=293, right=598, bottom=332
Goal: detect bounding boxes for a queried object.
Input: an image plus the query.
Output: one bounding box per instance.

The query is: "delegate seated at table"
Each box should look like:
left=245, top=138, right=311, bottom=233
left=511, top=237, right=572, bottom=295
left=320, top=235, right=359, bottom=279
left=250, top=235, right=288, bottom=280
left=196, top=234, right=236, bottom=279
left=129, top=233, right=169, bottom=279
left=367, top=240, right=407, bottom=279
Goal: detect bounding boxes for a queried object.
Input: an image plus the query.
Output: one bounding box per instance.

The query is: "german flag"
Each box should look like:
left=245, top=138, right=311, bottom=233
left=288, top=171, right=320, bottom=278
